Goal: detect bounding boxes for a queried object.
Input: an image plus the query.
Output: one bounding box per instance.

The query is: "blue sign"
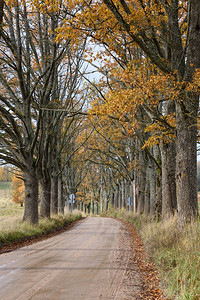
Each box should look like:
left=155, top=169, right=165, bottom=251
left=69, top=194, right=75, bottom=204
left=127, top=196, right=133, bottom=206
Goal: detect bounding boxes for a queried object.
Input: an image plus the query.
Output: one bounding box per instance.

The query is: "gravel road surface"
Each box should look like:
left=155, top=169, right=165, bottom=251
left=0, top=217, right=143, bottom=300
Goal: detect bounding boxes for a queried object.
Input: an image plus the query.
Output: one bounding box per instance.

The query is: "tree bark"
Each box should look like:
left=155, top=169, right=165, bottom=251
left=176, top=99, right=198, bottom=226
left=175, top=0, right=200, bottom=226
left=144, top=164, right=150, bottom=215
left=161, top=141, right=177, bottom=218
left=114, top=183, right=119, bottom=208
left=91, top=200, right=95, bottom=214
left=58, top=175, right=64, bottom=214
left=152, top=146, right=162, bottom=220
left=0, top=0, right=4, bottom=38
left=137, top=150, right=146, bottom=214
left=40, top=178, right=51, bottom=218
left=149, top=159, right=156, bottom=217
left=23, top=172, right=38, bottom=224
left=51, top=175, right=58, bottom=215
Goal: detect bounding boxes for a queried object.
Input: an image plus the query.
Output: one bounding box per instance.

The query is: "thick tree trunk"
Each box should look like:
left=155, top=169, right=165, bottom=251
left=58, top=175, right=64, bottom=214
left=144, top=166, right=150, bottom=215
left=104, top=191, right=109, bottom=211
left=114, top=184, right=119, bottom=208
left=131, top=180, right=136, bottom=213
left=0, top=0, right=4, bottom=38
left=118, top=185, right=122, bottom=210
left=121, top=180, right=125, bottom=209
left=137, top=150, right=146, bottom=214
left=23, top=172, right=38, bottom=224
left=51, top=175, right=58, bottom=215
left=153, top=146, right=162, bottom=220
left=149, top=161, right=156, bottom=217
left=176, top=101, right=198, bottom=226
left=111, top=192, right=115, bottom=207
left=40, top=178, right=51, bottom=218
left=175, top=0, right=200, bottom=226
left=161, top=141, right=177, bottom=218
left=91, top=200, right=95, bottom=214
left=137, top=172, right=145, bottom=214
left=95, top=202, right=99, bottom=214
left=100, top=176, right=103, bottom=213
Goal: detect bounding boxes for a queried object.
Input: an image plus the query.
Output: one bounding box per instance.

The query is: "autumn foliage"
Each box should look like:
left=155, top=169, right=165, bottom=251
left=12, top=171, right=25, bottom=206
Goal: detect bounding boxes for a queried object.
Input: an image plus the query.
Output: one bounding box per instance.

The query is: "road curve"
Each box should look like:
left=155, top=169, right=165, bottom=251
left=0, top=217, right=128, bottom=300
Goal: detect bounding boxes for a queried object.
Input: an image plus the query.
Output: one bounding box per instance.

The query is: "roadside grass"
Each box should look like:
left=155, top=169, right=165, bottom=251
left=0, top=212, right=82, bottom=248
left=0, top=183, right=83, bottom=249
left=101, top=209, right=200, bottom=300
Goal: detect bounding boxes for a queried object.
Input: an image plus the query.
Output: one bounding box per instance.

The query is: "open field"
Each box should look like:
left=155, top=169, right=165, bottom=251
left=0, top=182, right=24, bottom=222
left=0, top=182, right=12, bottom=206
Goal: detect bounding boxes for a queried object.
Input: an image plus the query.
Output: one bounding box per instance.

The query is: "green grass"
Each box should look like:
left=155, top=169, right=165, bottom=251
left=0, top=182, right=12, bottom=190
left=0, top=212, right=82, bottom=248
left=0, top=182, right=23, bottom=218
left=0, top=183, right=83, bottom=249
left=101, top=209, right=200, bottom=300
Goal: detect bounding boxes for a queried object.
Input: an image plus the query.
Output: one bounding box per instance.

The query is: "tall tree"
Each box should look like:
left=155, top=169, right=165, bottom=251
left=57, top=0, right=199, bottom=225
left=0, top=0, right=4, bottom=37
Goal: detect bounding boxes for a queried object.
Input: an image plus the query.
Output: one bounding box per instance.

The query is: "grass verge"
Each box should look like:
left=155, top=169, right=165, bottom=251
left=0, top=212, right=82, bottom=249
left=101, top=209, right=200, bottom=300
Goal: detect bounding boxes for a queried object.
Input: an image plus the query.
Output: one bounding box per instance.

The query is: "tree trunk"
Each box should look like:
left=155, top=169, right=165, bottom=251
left=118, top=184, right=122, bottom=210
left=91, top=200, right=94, bottom=214
left=121, top=180, right=125, bottom=209
left=175, top=0, right=200, bottom=226
left=114, top=184, right=119, bottom=208
left=58, top=175, right=64, bottom=214
left=100, top=176, right=103, bottom=213
left=40, top=178, right=51, bottom=218
left=81, top=202, right=83, bottom=212
left=0, top=0, right=4, bottom=38
left=137, top=172, right=145, bottom=214
left=104, top=191, right=109, bottom=211
left=149, top=160, right=156, bottom=217
left=144, top=166, right=150, bottom=215
left=131, top=180, right=136, bottom=213
left=23, top=172, right=38, bottom=224
left=137, top=150, right=146, bottom=214
left=161, top=141, right=177, bottom=219
left=111, top=192, right=115, bottom=207
left=51, top=175, right=58, bottom=215
left=176, top=100, right=198, bottom=226
left=95, top=202, right=99, bottom=214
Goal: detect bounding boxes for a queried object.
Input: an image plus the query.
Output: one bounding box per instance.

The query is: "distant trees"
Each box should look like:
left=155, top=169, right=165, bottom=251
left=11, top=170, right=24, bottom=206
left=0, top=166, right=12, bottom=182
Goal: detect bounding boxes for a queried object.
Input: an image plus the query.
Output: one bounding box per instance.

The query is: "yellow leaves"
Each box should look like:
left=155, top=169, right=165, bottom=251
left=31, top=0, right=62, bottom=13
left=11, top=170, right=25, bottom=205
left=143, top=113, right=176, bottom=148
left=188, top=68, right=200, bottom=92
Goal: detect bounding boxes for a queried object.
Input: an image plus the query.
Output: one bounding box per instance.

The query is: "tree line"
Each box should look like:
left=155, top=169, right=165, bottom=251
left=0, top=1, right=199, bottom=228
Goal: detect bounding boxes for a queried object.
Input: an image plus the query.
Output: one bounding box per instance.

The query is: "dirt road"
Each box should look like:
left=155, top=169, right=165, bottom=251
left=0, top=217, right=142, bottom=299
